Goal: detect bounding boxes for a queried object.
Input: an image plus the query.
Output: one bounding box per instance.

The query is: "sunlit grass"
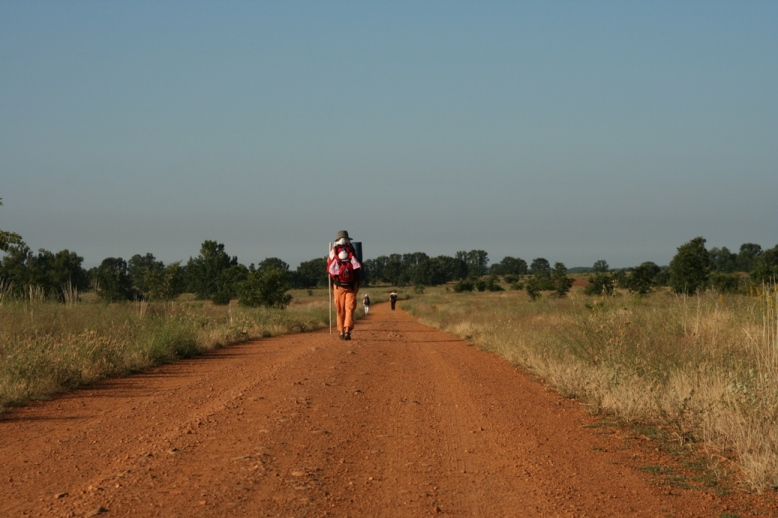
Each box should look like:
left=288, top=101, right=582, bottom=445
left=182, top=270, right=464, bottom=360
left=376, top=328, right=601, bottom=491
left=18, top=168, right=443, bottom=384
left=0, top=295, right=331, bottom=411
left=404, top=284, right=778, bottom=492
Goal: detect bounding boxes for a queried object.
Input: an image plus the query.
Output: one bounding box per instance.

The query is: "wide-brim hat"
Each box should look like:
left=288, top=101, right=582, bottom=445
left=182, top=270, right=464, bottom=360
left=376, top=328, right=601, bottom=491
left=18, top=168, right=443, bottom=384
left=335, top=230, right=353, bottom=241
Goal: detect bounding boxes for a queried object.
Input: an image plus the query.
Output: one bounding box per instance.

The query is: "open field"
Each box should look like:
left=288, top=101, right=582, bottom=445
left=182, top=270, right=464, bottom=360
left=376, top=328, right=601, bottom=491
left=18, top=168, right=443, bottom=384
left=0, top=287, right=400, bottom=412
left=3, top=281, right=778, bottom=508
left=403, top=283, right=778, bottom=493
left=0, top=291, right=331, bottom=411
left=5, top=302, right=778, bottom=516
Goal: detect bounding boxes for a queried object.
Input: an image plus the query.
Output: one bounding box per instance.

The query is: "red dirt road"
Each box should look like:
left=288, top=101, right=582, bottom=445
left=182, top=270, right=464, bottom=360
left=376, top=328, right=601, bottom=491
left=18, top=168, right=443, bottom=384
left=1, top=303, right=773, bottom=517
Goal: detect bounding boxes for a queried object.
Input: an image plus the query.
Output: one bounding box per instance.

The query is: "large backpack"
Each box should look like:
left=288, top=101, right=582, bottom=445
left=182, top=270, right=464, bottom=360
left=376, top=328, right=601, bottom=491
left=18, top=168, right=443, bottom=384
left=331, top=244, right=359, bottom=287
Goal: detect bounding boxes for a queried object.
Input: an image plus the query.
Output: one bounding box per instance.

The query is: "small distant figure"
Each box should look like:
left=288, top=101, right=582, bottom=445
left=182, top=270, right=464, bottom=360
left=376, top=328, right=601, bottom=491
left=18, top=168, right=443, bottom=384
left=390, top=291, right=398, bottom=311
left=327, top=230, right=361, bottom=340
left=362, top=293, right=371, bottom=315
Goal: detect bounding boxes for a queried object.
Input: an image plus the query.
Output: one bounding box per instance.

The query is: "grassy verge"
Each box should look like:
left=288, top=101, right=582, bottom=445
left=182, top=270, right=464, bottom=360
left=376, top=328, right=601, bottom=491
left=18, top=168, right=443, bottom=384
left=0, top=292, right=332, bottom=412
left=403, top=284, right=778, bottom=493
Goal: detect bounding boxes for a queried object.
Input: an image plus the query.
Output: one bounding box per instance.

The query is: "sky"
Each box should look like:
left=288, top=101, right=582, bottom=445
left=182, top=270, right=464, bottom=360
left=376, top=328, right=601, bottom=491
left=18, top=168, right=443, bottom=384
left=1, top=1, right=776, bottom=270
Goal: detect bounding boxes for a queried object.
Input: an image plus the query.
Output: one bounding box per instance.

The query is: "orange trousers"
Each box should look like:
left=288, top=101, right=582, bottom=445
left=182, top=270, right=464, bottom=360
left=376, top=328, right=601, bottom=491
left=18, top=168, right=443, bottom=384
left=333, top=283, right=359, bottom=333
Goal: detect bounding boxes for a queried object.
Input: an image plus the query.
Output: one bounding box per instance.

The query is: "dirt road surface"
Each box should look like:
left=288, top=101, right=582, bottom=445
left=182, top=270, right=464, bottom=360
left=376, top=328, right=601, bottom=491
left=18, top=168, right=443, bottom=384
left=2, top=303, right=774, bottom=517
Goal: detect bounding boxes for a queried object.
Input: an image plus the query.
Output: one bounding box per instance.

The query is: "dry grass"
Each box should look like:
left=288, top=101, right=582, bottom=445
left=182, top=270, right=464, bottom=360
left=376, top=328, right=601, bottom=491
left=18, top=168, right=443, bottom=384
left=0, top=294, right=331, bottom=412
left=404, top=284, right=778, bottom=492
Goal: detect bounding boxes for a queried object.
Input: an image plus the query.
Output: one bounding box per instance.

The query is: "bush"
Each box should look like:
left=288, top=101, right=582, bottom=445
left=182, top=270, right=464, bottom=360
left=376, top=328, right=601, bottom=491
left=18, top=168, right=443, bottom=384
left=710, top=272, right=746, bottom=294
left=584, top=273, right=614, bottom=296
left=624, top=262, right=660, bottom=295
left=525, top=277, right=541, bottom=301
left=485, top=276, right=504, bottom=291
left=551, top=263, right=573, bottom=297
left=239, top=268, right=292, bottom=309
left=669, top=237, right=710, bottom=294
left=453, top=280, right=474, bottom=292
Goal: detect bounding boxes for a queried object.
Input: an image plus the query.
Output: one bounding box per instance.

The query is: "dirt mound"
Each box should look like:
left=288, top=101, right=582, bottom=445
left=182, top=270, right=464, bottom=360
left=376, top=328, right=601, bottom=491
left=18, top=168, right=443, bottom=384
left=1, top=303, right=774, bottom=516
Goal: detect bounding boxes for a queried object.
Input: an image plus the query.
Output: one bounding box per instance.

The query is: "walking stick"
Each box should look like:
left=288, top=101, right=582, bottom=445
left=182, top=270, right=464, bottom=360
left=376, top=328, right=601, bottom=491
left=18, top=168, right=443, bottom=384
left=328, top=242, right=332, bottom=334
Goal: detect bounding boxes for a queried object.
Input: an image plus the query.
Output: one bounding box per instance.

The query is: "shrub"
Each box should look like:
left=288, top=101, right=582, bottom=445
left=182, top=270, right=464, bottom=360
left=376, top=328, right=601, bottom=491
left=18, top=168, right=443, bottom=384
left=453, top=280, right=474, bottom=292
left=551, top=263, right=573, bottom=297
left=525, top=277, right=541, bottom=301
left=710, top=272, right=746, bottom=294
left=211, top=291, right=232, bottom=305
left=485, top=276, right=504, bottom=292
left=239, top=268, right=292, bottom=308
left=584, top=273, right=614, bottom=296
left=669, top=237, right=711, bottom=294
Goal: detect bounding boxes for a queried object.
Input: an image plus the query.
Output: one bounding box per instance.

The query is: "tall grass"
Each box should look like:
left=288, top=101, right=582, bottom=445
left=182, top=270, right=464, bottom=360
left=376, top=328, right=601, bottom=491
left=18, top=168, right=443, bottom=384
left=404, top=285, right=778, bottom=492
left=0, top=294, right=331, bottom=412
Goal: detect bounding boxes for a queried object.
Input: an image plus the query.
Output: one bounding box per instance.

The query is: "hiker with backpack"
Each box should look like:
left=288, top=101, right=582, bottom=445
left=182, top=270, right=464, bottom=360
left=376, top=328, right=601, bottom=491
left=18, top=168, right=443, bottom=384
left=327, top=230, right=362, bottom=340
left=362, top=293, right=371, bottom=315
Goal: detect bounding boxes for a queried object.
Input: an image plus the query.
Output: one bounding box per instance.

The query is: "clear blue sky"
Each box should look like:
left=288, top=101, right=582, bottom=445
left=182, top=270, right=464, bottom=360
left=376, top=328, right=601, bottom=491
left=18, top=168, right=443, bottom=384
left=2, top=1, right=776, bottom=269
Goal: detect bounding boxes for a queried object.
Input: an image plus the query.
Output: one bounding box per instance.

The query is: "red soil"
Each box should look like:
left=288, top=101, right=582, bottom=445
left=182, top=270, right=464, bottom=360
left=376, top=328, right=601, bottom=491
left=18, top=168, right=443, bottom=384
left=1, top=303, right=775, bottom=517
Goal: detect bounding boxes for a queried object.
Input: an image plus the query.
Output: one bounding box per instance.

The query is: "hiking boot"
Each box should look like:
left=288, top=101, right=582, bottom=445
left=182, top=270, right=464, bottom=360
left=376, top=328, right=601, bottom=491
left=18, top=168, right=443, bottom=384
left=344, top=331, right=351, bottom=341
left=338, top=333, right=345, bottom=340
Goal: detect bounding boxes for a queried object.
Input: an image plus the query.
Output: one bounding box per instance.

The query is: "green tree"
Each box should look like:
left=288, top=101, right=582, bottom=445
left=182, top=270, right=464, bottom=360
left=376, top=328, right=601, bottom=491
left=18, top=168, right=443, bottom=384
left=708, top=246, right=737, bottom=273
left=485, top=275, right=504, bottom=291
left=432, top=255, right=467, bottom=282
left=490, top=256, right=528, bottom=276
left=402, top=252, right=431, bottom=286
left=525, top=277, right=541, bottom=301
left=551, top=262, right=573, bottom=297
left=669, top=237, right=710, bottom=294
left=257, top=257, right=289, bottom=274
left=186, top=241, right=239, bottom=301
left=35, top=249, right=89, bottom=299
left=364, top=253, right=467, bottom=286
left=128, top=253, right=165, bottom=299
left=453, top=279, right=474, bottom=292
left=456, top=250, right=489, bottom=279
left=92, top=258, right=134, bottom=302
left=736, top=243, right=763, bottom=273
left=293, top=257, right=328, bottom=288
left=529, top=258, right=553, bottom=290
left=0, top=242, right=87, bottom=300
left=592, top=260, right=609, bottom=273
left=212, top=264, right=248, bottom=305
left=584, top=272, right=614, bottom=296
left=0, top=241, right=33, bottom=295
left=239, top=267, right=292, bottom=308
left=148, top=261, right=185, bottom=300
left=383, top=254, right=405, bottom=286
left=751, top=244, right=778, bottom=283
left=710, top=272, right=745, bottom=294
left=626, top=262, right=661, bottom=295
left=529, top=257, right=550, bottom=276
left=362, top=256, right=387, bottom=285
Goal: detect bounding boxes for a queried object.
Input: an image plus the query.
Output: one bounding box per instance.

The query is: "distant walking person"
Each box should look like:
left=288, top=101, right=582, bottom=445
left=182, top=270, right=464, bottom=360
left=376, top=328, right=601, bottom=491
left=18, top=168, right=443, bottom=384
left=327, top=230, right=362, bottom=340
left=362, top=293, right=371, bottom=315
left=390, top=291, right=398, bottom=311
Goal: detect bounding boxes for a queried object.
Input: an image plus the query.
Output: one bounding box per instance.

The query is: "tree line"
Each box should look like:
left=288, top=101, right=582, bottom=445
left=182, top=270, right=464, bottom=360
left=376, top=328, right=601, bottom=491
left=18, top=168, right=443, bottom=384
left=0, top=237, right=326, bottom=307
left=1, top=200, right=776, bottom=305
